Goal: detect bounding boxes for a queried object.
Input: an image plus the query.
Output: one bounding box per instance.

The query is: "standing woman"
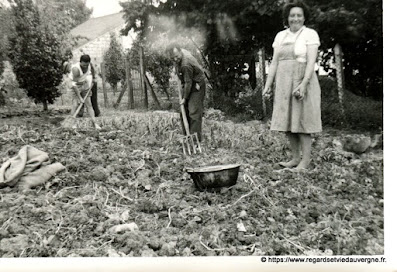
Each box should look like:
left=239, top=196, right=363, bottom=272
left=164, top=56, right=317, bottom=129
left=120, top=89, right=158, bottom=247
left=263, top=0, right=322, bottom=170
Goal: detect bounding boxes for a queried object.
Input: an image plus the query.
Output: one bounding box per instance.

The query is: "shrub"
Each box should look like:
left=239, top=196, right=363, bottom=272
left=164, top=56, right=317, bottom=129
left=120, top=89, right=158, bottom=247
left=215, top=75, right=382, bottom=131
left=8, top=0, right=68, bottom=111
left=235, top=84, right=265, bottom=121
left=320, top=76, right=383, bottom=131
left=103, top=32, right=125, bottom=94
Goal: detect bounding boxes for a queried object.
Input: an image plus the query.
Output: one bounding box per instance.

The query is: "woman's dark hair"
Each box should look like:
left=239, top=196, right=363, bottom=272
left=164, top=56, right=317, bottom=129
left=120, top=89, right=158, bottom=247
left=80, top=54, right=91, bottom=63
left=282, top=0, right=310, bottom=27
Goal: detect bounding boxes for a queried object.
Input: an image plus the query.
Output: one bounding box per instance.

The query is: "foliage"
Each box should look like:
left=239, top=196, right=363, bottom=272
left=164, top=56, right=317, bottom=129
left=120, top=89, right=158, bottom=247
left=0, top=5, right=12, bottom=75
left=0, top=61, right=26, bottom=107
left=103, top=32, right=126, bottom=91
left=120, top=0, right=282, bottom=105
left=120, top=0, right=382, bottom=101
left=319, top=76, right=383, bottom=131
left=35, top=0, right=93, bottom=30
left=213, top=75, right=382, bottom=131
left=235, top=82, right=265, bottom=120
left=7, top=0, right=68, bottom=110
left=0, top=110, right=384, bottom=256
left=306, top=0, right=382, bottom=99
left=34, top=0, right=92, bottom=59
left=0, top=0, right=90, bottom=79
left=126, top=39, right=173, bottom=98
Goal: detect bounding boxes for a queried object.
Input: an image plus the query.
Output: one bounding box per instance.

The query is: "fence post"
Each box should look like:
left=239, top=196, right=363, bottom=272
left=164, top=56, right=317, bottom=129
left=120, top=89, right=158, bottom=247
left=100, top=62, right=109, bottom=108
left=139, top=47, right=148, bottom=109
left=334, top=43, right=345, bottom=117
left=144, top=73, right=161, bottom=109
left=258, top=48, right=268, bottom=119
left=126, top=59, right=134, bottom=109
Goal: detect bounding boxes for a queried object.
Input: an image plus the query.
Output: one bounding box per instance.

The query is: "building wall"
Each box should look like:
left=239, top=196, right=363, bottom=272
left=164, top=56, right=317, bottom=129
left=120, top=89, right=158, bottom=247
left=71, top=25, right=133, bottom=70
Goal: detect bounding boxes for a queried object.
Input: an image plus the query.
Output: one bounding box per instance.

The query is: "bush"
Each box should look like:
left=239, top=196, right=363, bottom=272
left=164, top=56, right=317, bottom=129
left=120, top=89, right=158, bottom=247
left=204, top=108, right=226, bottom=121
left=235, top=84, right=265, bottom=121
left=210, top=78, right=265, bottom=122
left=8, top=0, right=67, bottom=111
left=213, top=75, right=382, bottom=131
left=320, top=76, right=383, bottom=131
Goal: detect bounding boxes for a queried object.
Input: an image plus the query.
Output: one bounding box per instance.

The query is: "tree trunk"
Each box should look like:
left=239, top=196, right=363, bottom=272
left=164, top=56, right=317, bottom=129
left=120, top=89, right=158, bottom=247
left=144, top=73, right=161, bottom=109
left=125, top=59, right=134, bottom=109
left=42, top=100, right=48, bottom=111
left=100, top=62, right=108, bottom=108
left=114, top=82, right=127, bottom=108
left=113, top=84, right=117, bottom=96
left=249, top=55, right=256, bottom=89
left=139, top=46, right=148, bottom=109
left=163, top=87, right=170, bottom=100
left=258, top=48, right=268, bottom=119
left=334, top=43, right=345, bottom=116
left=207, top=54, right=218, bottom=107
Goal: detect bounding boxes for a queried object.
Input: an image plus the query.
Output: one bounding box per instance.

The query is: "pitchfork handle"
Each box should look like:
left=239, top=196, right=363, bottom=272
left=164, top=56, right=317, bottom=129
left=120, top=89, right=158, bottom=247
left=72, top=84, right=93, bottom=118
left=177, top=81, right=191, bottom=136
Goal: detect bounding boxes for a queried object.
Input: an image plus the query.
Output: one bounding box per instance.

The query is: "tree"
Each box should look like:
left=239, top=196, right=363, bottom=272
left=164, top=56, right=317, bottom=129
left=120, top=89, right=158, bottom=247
left=103, top=32, right=125, bottom=95
left=126, top=39, right=174, bottom=100
left=8, top=0, right=68, bottom=111
left=307, top=0, right=382, bottom=99
left=0, top=3, right=12, bottom=75
left=120, top=0, right=382, bottom=104
left=35, top=0, right=92, bottom=30
left=50, top=0, right=92, bottom=29
left=120, top=0, right=283, bottom=107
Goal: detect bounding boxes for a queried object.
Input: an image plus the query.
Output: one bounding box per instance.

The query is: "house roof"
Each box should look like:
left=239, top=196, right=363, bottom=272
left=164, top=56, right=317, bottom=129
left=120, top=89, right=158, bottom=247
left=70, top=12, right=125, bottom=48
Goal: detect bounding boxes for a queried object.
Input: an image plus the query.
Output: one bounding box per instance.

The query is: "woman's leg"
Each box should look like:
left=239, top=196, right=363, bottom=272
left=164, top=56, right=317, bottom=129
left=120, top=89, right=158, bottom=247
left=84, top=98, right=101, bottom=129
left=296, top=133, right=312, bottom=169
left=280, top=132, right=301, bottom=168
left=71, top=96, right=79, bottom=116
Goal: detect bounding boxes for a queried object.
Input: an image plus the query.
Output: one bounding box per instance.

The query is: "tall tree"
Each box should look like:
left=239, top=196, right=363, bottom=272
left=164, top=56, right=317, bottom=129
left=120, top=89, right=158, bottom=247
left=120, top=0, right=382, bottom=102
left=307, top=0, right=382, bottom=99
left=35, top=0, right=92, bottom=30
left=0, top=3, right=12, bottom=75
left=8, top=0, right=68, bottom=110
left=120, top=0, right=282, bottom=105
left=103, top=32, right=126, bottom=95
left=126, top=40, right=174, bottom=99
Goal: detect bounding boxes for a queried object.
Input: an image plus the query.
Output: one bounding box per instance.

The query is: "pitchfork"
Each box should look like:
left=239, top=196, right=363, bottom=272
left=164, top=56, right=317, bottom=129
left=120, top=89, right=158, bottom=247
left=178, top=81, right=202, bottom=155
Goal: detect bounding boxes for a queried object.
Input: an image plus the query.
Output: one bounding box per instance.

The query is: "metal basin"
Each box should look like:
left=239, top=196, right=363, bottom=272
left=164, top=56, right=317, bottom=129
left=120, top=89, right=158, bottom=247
left=186, top=164, right=240, bottom=191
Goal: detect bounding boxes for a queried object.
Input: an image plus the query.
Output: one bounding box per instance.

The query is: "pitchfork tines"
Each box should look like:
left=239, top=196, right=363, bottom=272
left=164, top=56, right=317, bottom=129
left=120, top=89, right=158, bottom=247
left=181, top=133, right=202, bottom=155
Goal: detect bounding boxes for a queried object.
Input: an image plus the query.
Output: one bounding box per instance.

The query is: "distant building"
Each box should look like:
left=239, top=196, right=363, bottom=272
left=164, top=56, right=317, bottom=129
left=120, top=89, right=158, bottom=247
left=70, top=12, right=134, bottom=66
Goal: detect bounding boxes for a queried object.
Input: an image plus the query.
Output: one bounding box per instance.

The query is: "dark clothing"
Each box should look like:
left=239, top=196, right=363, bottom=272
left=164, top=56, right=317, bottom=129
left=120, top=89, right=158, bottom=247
left=90, top=82, right=100, bottom=117
left=77, top=82, right=100, bottom=117
left=180, top=80, right=206, bottom=141
left=176, top=52, right=206, bottom=141
left=77, top=65, right=100, bottom=118
left=177, top=52, right=206, bottom=100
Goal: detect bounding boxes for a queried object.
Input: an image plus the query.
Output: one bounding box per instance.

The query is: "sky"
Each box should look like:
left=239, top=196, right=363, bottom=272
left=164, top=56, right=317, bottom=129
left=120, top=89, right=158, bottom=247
left=85, top=0, right=124, bottom=18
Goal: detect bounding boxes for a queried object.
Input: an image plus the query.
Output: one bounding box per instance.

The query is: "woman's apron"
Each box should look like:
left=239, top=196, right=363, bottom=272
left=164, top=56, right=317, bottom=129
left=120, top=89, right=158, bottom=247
left=270, top=30, right=322, bottom=134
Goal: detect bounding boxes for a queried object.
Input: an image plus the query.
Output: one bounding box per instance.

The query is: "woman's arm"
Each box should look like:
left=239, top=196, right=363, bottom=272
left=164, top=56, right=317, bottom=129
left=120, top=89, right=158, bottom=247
left=72, top=67, right=84, bottom=103
left=262, top=49, right=280, bottom=96
left=294, top=45, right=318, bottom=100
left=302, top=45, right=318, bottom=86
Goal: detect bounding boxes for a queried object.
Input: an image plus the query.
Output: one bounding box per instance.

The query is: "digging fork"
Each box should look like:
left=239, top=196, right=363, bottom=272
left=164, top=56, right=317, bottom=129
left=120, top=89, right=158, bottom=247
left=178, top=81, right=202, bottom=155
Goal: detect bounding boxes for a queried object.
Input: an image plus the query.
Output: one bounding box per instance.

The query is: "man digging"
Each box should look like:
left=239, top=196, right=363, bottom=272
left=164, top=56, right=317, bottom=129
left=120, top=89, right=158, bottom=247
left=69, top=55, right=101, bottom=130
left=166, top=44, right=206, bottom=143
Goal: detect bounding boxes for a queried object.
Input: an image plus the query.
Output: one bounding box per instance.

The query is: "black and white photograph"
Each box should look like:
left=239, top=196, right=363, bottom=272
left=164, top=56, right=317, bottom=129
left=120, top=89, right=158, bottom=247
left=0, top=0, right=394, bottom=271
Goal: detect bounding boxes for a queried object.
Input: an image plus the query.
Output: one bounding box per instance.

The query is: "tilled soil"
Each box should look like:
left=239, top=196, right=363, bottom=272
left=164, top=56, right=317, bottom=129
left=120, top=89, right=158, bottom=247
left=0, top=111, right=383, bottom=257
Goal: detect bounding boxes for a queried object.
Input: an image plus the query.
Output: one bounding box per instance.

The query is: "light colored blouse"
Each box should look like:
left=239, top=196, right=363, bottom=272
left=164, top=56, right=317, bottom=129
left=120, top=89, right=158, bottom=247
left=70, top=63, right=93, bottom=91
left=272, top=26, right=320, bottom=63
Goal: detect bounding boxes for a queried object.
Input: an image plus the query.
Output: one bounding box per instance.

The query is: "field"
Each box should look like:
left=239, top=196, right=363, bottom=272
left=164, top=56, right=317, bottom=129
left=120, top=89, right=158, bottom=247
left=0, top=103, right=384, bottom=257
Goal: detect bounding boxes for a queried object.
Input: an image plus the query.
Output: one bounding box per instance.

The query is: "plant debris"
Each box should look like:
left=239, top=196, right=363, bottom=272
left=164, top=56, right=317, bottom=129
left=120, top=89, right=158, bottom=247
left=0, top=110, right=383, bottom=257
